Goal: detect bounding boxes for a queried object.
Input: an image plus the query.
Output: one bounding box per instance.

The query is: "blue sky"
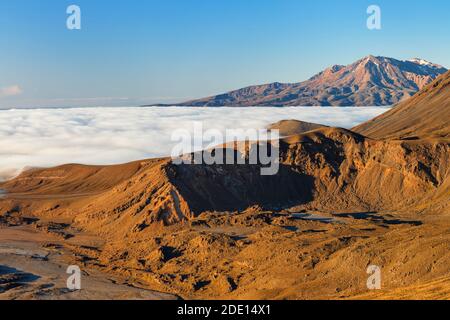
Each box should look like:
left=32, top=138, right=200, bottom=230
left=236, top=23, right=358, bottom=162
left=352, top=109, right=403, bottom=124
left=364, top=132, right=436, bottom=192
left=0, top=0, right=449, bottom=108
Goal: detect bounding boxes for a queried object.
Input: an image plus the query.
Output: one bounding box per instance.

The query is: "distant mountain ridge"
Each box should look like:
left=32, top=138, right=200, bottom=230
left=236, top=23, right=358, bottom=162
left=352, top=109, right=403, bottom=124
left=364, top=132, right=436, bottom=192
left=165, top=56, right=447, bottom=107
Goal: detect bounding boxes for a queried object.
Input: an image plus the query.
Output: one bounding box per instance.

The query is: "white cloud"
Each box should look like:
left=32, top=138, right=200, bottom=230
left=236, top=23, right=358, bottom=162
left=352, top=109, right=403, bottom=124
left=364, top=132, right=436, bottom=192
left=0, top=85, right=23, bottom=98
left=0, top=106, right=389, bottom=181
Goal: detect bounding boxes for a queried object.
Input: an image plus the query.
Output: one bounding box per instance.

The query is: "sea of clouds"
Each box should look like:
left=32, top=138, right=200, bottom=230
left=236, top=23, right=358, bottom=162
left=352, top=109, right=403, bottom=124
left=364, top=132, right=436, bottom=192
left=0, top=106, right=389, bottom=181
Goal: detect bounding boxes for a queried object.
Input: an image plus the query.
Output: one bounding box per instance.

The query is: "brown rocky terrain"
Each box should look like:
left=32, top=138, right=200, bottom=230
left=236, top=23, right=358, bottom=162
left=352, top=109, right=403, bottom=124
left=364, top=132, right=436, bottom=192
left=165, top=56, right=447, bottom=107
left=0, top=71, right=449, bottom=300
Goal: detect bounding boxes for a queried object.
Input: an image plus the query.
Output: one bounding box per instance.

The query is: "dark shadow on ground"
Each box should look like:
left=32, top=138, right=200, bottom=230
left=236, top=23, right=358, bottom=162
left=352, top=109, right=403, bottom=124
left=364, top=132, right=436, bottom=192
left=334, top=212, right=422, bottom=226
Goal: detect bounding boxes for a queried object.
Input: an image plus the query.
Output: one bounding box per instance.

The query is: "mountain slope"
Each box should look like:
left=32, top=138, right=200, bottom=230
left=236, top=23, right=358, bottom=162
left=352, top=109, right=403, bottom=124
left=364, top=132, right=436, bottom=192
left=267, top=120, right=327, bottom=137
left=353, top=70, right=450, bottom=140
left=172, top=56, right=447, bottom=107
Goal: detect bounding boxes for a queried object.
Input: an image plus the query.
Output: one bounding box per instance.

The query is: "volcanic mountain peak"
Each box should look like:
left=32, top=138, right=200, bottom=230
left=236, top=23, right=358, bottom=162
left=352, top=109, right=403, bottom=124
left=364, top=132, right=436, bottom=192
left=169, top=55, right=447, bottom=107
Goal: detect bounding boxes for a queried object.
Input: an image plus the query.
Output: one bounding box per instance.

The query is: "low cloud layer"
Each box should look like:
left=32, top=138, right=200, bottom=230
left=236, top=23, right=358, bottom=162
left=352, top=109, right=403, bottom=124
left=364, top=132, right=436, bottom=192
left=0, top=85, right=22, bottom=98
left=0, top=106, right=388, bottom=181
